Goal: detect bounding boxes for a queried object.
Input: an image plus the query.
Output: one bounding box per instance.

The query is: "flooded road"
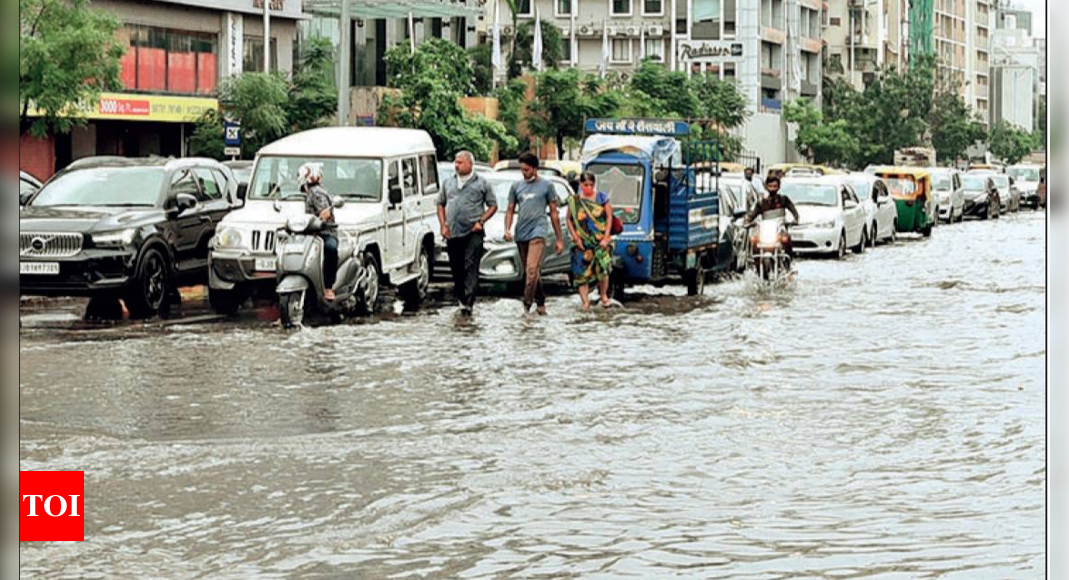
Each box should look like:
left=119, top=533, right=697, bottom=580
left=20, top=212, right=1046, bottom=579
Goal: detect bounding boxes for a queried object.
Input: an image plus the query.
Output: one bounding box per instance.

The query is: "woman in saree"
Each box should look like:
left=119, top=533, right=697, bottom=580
left=566, top=172, right=614, bottom=310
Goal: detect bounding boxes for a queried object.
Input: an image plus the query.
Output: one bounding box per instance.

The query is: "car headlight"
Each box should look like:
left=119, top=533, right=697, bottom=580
left=814, top=220, right=836, bottom=229
left=92, top=228, right=137, bottom=247
left=214, top=227, right=246, bottom=249
left=493, top=261, right=516, bottom=275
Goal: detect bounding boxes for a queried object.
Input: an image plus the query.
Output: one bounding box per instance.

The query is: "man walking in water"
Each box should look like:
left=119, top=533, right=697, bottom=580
left=504, top=153, right=564, bottom=316
left=437, top=151, right=497, bottom=315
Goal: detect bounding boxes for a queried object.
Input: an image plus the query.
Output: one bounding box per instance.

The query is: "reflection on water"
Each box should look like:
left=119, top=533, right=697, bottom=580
left=20, top=213, right=1046, bottom=579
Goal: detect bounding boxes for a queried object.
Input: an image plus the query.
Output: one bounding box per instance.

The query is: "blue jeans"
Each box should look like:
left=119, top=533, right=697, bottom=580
left=321, top=234, right=339, bottom=289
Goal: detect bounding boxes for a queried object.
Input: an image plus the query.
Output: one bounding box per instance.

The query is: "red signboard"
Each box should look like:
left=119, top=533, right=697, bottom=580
left=20, top=471, right=85, bottom=542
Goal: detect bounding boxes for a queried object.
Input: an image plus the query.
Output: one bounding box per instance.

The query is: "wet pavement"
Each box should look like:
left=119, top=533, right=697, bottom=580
left=20, top=211, right=1046, bottom=579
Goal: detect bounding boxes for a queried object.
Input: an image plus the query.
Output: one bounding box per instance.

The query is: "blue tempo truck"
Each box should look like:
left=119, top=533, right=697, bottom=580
left=581, top=118, right=722, bottom=297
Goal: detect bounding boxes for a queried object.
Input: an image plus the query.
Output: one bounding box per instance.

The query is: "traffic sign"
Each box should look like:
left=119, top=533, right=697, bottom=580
left=224, top=146, right=241, bottom=157
left=223, top=120, right=241, bottom=147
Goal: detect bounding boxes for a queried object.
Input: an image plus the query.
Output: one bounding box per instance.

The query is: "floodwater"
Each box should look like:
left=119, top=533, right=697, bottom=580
left=20, top=211, right=1046, bottom=579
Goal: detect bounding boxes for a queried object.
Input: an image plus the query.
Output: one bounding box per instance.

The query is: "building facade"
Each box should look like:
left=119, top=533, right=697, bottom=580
left=823, top=0, right=910, bottom=90
left=21, top=0, right=305, bottom=180
left=990, top=25, right=1039, bottom=130
left=907, top=0, right=992, bottom=122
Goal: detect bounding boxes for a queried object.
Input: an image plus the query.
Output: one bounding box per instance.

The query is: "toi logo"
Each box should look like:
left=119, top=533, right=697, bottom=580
left=20, top=471, right=84, bottom=541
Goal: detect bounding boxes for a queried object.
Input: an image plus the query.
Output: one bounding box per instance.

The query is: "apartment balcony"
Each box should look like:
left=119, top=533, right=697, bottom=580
left=761, top=27, right=786, bottom=44
left=801, top=37, right=822, bottom=53
left=801, top=79, right=819, bottom=96
left=761, top=69, right=782, bottom=90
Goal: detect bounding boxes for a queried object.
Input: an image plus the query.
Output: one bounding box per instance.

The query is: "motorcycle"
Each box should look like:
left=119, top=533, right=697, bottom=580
left=274, top=198, right=370, bottom=328
left=748, top=218, right=792, bottom=282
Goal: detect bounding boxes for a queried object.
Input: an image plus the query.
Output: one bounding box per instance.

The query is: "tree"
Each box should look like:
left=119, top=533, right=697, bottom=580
left=19, top=0, right=125, bottom=137
left=494, top=78, right=530, bottom=159
left=378, top=39, right=514, bottom=161
left=286, top=37, right=336, bottom=132
left=784, top=99, right=858, bottom=166
left=627, top=61, right=699, bottom=118
left=469, top=44, right=494, bottom=95
left=510, top=20, right=564, bottom=75
left=690, top=75, right=750, bottom=160
left=527, top=68, right=621, bottom=158
left=989, top=121, right=1036, bottom=165
left=188, top=73, right=290, bottom=159
left=927, top=90, right=986, bottom=164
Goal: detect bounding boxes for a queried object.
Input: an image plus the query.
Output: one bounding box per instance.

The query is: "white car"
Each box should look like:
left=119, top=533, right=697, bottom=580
left=930, top=168, right=965, bottom=223
left=1007, top=164, right=1044, bottom=210
left=842, top=173, right=898, bottom=245
left=208, top=127, right=441, bottom=314
left=782, top=177, right=868, bottom=260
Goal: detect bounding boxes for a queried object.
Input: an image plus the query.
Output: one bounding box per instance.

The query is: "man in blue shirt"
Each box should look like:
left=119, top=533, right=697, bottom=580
left=437, top=151, right=497, bottom=315
left=504, top=153, right=564, bottom=315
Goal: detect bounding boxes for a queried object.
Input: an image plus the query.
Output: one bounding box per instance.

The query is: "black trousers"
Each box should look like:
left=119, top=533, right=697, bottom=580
left=321, top=234, right=339, bottom=289
left=446, top=232, right=484, bottom=308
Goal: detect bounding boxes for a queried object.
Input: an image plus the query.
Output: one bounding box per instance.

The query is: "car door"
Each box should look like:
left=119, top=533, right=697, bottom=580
left=384, top=158, right=406, bottom=271
left=875, top=180, right=894, bottom=236
left=842, top=185, right=864, bottom=245
left=167, top=169, right=209, bottom=273
left=401, top=156, right=423, bottom=264
left=952, top=172, right=964, bottom=213
left=545, top=181, right=573, bottom=272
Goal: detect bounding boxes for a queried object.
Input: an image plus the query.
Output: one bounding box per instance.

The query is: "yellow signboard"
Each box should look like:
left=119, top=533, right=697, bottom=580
left=28, top=92, right=218, bottom=123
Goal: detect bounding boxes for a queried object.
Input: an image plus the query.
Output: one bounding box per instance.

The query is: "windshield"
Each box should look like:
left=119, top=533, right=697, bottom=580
left=932, top=173, right=952, bottom=190
left=1008, top=167, right=1040, bottom=182
left=961, top=175, right=987, bottom=191
left=843, top=178, right=872, bottom=198
left=228, top=166, right=252, bottom=184
left=585, top=163, right=644, bottom=224
left=883, top=177, right=918, bottom=197
left=249, top=156, right=383, bottom=201
left=30, top=167, right=164, bottom=207
left=781, top=182, right=838, bottom=206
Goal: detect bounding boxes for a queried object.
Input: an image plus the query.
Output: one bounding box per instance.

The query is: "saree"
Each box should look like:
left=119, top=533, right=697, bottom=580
left=568, top=192, right=614, bottom=286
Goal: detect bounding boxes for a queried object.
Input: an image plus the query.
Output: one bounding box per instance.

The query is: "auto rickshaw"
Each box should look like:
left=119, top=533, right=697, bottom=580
left=870, top=166, right=937, bottom=237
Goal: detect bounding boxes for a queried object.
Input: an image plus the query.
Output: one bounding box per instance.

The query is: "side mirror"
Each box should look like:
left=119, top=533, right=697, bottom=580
left=332, top=196, right=345, bottom=209
left=175, top=193, right=198, bottom=213
left=236, top=183, right=248, bottom=201
left=388, top=185, right=403, bottom=206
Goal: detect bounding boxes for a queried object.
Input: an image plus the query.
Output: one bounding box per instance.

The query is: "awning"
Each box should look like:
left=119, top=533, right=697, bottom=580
left=303, top=0, right=483, bottom=19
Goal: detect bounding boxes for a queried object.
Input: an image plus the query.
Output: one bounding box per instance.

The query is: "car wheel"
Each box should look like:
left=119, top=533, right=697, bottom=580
left=835, top=232, right=847, bottom=260
left=356, top=251, right=382, bottom=315
left=852, top=228, right=866, bottom=254
left=124, top=247, right=170, bottom=319
left=609, top=269, right=626, bottom=301
left=889, top=221, right=897, bottom=244
left=869, top=223, right=878, bottom=248
left=399, top=245, right=431, bottom=306
left=279, top=290, right=305, bottom=329
left=209, top=287, right=245, bottom=316
left=685, top=267, right=705, bottom=296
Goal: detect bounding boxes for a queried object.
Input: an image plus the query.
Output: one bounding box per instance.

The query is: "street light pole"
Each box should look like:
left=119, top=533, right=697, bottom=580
left=263, top=0, right=271, bottom=73
left=338, top=0, right=352, bottom=126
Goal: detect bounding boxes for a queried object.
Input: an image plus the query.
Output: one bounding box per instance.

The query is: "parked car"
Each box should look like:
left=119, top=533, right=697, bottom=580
left=781, top=176, right=868, bottom=259
left=493, top=159, right=564, bottom=178
left=842, top=173, right=898, bottom=245
left=432, top=172, right=576, bottom=287
left=715, top=175, right=760, bottom=273
left=929, top=168, right=965, bottom=223
left=222, top=160, right=254, bottom=200
left=437, top=161, right=492, bottom=184
left=19, top=157, right=240, bottom=318
left=208, top=128, right=440, bottom=315
left=969, top=170, right=1019, bottom=212
left=19, top=170, right=43, bottom=206
left=1007, top=164, right=1044, bottom=209
left=960, top=173, right=1001, bottom=220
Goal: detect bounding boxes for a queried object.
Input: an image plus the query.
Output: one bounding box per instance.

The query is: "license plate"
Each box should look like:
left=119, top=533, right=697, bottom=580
left=20, top=262, right=60, bottom=275
left=254, top=258, right=277, bottom=272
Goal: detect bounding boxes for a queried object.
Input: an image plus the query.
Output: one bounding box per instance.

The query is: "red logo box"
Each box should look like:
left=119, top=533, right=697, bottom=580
left=20, top=471, right=84, bottom=541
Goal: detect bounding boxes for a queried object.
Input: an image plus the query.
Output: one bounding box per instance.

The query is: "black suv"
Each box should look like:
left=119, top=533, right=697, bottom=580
left=19, top=157, right=241, bottom=318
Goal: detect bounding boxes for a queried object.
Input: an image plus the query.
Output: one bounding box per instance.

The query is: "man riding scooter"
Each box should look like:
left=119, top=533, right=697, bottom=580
left=744, top=175, right=800, bottom=260
left=298, top=163, right=338, bottom=301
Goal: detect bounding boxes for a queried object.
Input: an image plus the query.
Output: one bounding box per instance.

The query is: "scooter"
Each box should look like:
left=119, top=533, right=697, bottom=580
left=748, top=218, right=792, bottom=282
left=274, top=199, right=370, bottom=328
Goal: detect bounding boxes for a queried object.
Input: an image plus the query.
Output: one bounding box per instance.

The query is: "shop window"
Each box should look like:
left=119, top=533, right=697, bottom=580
left=123, top=25, right=218, bottom=95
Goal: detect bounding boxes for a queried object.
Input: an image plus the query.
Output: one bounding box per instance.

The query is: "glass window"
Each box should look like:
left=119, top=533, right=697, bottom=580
left=644, top=0, right=663, bottom=14
left=644, top=39, right=664, bottom=61
left=401, top=157, right=418, bottom=197
left=552, top=183, right=571, bottom=205
left=30, top=168, right=165, bottom=208
left=518, top=0, right=533, bottom=16
left=882, top=177, right=918, bottom=197
left=612, top=0, right=632, bottom=15
left=212, top=169, right=233, bottom=199
left=387, top=160, right=400, bottom=196
left=561, top=39, right=573, bottom=63
left=249, top=156, right=384, bottom=201
left=611, top=39, right=632, bottom=62
left=122, top=25, right=218, bottom=95
left=780, top=182, right=838, bottom=206
left=724, top=0, right=737, bottom=36
left=420, top=154, right=440, bottom=194
left=692, top=0, right=721, bottom=39
left=961, top=175, right=987, bottom=190
left=170, top=170, right=201, bottom=202
left=1008, top=167, right=1040, bottom=181
left=243, top=36, right=279, bottom=73
left=557, top=0, right=572, bottom=15
left=586, top=163, right=644, bottom=224
left=193, top=168, right=223, bottom=201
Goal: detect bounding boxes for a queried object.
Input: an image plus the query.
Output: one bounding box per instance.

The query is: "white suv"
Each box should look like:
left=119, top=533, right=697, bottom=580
left=208, top=128, right=440, bottom=314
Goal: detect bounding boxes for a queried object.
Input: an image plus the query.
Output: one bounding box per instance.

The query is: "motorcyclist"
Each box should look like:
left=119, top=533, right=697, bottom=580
left=298, top=163, right=339, bottom=301
left=744, top=175, right=799, bottom=258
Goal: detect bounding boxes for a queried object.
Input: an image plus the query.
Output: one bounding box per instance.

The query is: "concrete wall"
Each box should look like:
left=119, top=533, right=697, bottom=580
left=745, top=112, right=789, bottom=166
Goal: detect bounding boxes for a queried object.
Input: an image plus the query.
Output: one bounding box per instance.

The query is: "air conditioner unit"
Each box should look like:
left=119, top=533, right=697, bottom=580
left=608, top=26, right=619, bottom=36
left=502, top=25, right=513, bottom=35
left=626, top=26, right=639, bottom=36
left=580, top=25, right=591, bottom=35
left=648, top=24, right=663, bottom=36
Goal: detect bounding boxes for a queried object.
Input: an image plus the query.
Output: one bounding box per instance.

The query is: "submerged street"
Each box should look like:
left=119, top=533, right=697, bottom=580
left=19, top=211, right=1045, bottom=578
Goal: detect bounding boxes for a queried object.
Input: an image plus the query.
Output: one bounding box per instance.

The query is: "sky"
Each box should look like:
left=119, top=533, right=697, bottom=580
left=1009, top=0, right=1047, bottom=38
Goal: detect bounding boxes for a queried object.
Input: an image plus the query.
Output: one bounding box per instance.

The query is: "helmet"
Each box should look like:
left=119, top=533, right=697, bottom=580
left=297, top=162, right=324, bottom=187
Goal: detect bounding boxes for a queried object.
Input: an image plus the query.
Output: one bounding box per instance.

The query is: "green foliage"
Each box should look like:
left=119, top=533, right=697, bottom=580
left=927, top=90, right=986, bottom=164
left=528, top=68, right=622, bottom=158
left=287, top=37, right=336, bottom=132
left=494, top=79, right=530, bottom=159
left=690, top=75, right=750, bottom=130
left=510, top=20, right=564, bottom=75
left=188, top=72, right=290, bottom=159
left=19, top=0, right=124, bottom=137
left=785, top=99, right=858, bottom=166
left=988, top=121, right=1036, bottom=165
left=469, top=44, right=494, bottom=95
left=378, top=39, right=514, bottom=161
left=628, top=61, right=699, bottom=118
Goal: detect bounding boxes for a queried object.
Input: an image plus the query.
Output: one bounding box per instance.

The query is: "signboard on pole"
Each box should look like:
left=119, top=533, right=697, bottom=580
left=223, top=120, right=241, bottom=147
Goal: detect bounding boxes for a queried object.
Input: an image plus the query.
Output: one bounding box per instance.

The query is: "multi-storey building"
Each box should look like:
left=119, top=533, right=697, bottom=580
left=823, top=0, right=910, bottom=90
left=996, top=6, right=1032, bottom=35
left=908, top=0, right=992, bottom=122
left=990, top=25, right=1039, bottom=130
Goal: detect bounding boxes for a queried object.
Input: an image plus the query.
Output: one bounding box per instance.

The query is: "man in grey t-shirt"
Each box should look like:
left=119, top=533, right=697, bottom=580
left=504, top=153, right=564, bottom=315
left=437, top=151, right=497, bottom=315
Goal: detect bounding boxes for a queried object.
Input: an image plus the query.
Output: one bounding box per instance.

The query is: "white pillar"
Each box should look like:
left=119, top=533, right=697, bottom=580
left=669, top=0, right=677, bottom=71
left=263, top=1, right=271, bottom=72
left=338, top=0, right=352, bottom=126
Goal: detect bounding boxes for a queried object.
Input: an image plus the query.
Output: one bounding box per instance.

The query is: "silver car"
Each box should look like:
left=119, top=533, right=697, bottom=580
left=842, top=173, right=899, bottom=245
left=930, top=168, right=966, bottom=223
left=433, top=172, right=575, bottom=286
left=1007, top=164, right=1044, bottom=210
